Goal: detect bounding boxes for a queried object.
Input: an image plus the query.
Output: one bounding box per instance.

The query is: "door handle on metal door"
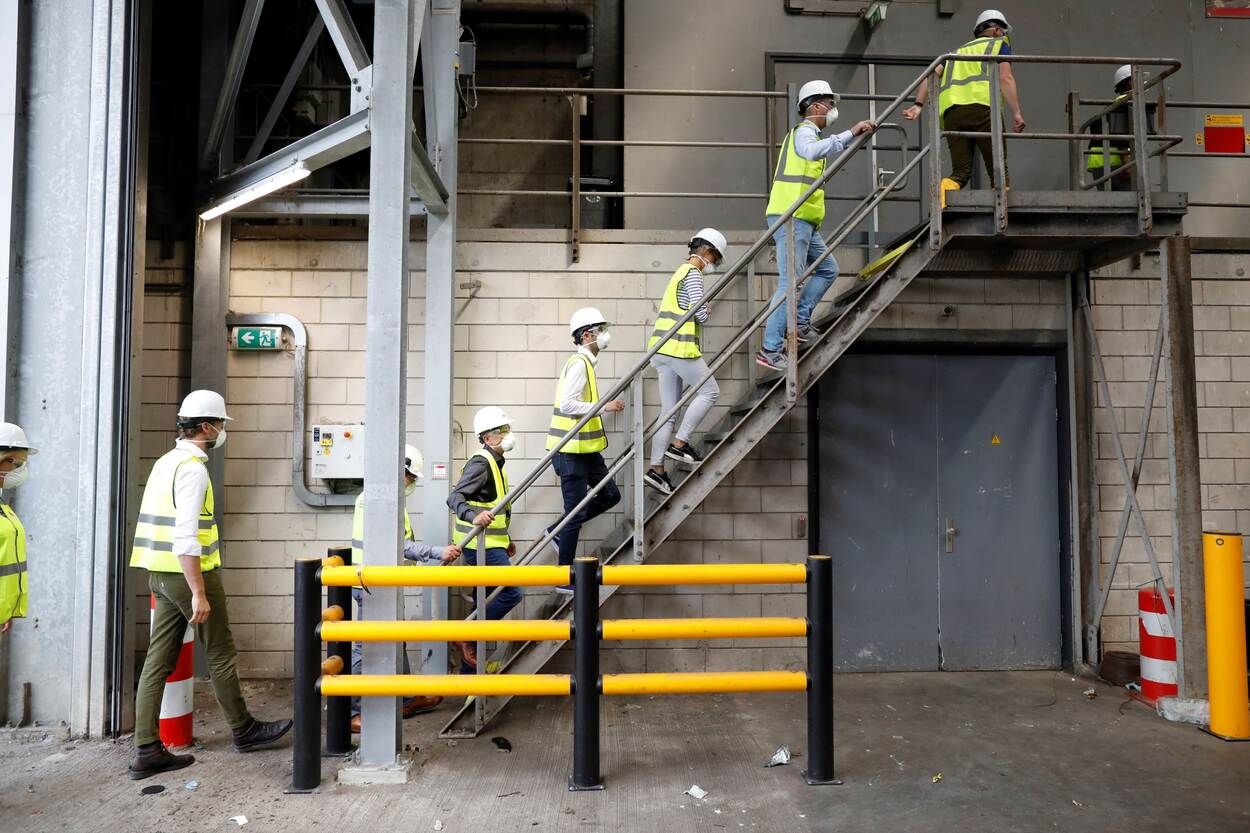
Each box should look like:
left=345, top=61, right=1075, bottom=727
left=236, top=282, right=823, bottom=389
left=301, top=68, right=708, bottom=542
left=945, top=519, right=957, bottom=553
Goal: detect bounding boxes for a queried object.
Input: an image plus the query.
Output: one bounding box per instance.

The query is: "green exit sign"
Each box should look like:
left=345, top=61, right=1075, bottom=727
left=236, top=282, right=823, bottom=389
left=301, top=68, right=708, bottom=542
left=231, top=326, right=283, bottom=350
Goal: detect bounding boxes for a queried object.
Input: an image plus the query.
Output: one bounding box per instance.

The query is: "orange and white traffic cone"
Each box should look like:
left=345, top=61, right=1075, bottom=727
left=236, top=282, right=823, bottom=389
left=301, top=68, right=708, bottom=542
left=149, top=594, right=195, bottom=748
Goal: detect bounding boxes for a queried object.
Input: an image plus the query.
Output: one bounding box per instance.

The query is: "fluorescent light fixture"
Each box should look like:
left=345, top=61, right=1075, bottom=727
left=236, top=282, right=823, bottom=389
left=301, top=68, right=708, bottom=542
left=198, top=163, right=312, bottom=221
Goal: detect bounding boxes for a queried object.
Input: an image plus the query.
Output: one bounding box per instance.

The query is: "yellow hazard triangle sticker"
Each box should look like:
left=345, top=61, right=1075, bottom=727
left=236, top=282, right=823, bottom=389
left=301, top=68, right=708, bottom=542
left=991, top=434, right=1002, bottom=445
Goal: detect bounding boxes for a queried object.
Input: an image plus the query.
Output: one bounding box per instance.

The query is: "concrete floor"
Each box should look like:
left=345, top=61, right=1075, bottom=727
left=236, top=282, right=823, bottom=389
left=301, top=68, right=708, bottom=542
left=0, top=672, right=1247, bottom=833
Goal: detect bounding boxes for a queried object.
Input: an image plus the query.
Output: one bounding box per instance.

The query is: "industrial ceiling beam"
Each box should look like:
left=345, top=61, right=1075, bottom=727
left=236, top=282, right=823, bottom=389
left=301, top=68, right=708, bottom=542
left=243, top=15, right=325, bottom=165
left=199, top=0, right=266, bottom=170
left=314, top=0, right=372, bottom=78
left=410, top=130, right=449, bottom=213
left=236, top=192, right=427, bottom=218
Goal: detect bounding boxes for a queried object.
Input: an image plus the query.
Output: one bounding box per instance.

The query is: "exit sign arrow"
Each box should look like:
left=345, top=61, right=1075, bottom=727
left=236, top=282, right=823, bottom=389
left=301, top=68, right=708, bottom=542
left=231, top=326, right=283, bottom=351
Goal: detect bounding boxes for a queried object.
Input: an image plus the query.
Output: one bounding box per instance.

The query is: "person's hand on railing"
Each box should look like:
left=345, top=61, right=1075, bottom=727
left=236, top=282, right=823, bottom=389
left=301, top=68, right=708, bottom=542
left=473, top=509, right=495, bottom=527
left=1012, top=111, right=1026, bottom=133
left=851, top=120, right=879, bottom=136
left=902, top=105, right=922, bottom=122
left=603, top=399, right=626, bottom=413
left=440, top=544, right=462, bottom=564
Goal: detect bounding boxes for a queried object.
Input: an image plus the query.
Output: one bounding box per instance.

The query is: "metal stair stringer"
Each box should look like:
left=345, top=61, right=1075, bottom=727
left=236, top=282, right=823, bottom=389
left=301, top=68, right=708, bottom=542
left=439, top=231, right=937, bottom=738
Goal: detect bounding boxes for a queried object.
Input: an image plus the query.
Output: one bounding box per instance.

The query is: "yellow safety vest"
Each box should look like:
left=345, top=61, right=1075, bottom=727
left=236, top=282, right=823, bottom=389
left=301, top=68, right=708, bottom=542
left=937, top=36, right=1009, bottom=117
left=1087, top=94, right=1128, bottom=172
left=649, top=264, right=703, bottom=360
left=451, top=449, right=511, bottom=550
left=0, top=501, right=27, bottom=624
left=130, top=448, right=222, bottom=573
left=765, top=121, right=826, bottom=227
left=350, top=493, right=414, bottom=566
left=547, top=353, right=608, bottom=454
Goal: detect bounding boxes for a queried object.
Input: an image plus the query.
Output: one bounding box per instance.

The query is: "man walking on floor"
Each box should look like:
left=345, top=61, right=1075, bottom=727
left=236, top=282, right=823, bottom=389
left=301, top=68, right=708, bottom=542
left=348, top=443, right=460, bottom=731
left=128, top=390, right=291, bottom=780
left=757, top=80, right=877, bottom=372
left=902, top=9, right=1025, bottom=204
left=546, top=307, right=623, bottom=593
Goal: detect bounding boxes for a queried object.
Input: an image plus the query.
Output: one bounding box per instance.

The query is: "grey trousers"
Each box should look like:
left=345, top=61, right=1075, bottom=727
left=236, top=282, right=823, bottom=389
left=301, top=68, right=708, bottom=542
left=649, top=353, right=720, bottom=465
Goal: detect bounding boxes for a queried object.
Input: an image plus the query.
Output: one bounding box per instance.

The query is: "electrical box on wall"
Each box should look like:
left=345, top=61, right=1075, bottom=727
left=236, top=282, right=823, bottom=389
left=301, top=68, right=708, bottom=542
left=311, top=424, right=365, bottom=480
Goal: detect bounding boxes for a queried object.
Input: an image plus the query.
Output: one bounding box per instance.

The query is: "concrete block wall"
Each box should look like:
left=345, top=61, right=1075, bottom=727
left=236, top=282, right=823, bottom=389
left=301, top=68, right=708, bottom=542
left=1087, top=252, right=1250, bottom=653
left=137, top=232, right=1249, bottom=676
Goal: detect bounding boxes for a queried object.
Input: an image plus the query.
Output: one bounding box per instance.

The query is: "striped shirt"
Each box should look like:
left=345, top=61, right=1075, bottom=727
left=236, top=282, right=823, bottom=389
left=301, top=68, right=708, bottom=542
left=677, top=265, right=710, bottom=324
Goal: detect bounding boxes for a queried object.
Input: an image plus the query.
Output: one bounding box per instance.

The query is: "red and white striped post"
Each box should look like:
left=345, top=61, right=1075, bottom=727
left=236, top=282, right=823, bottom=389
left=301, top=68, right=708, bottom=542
left=149, top=594, right=195, bottom=748
left=1137, top=587, right=1177, bottom=704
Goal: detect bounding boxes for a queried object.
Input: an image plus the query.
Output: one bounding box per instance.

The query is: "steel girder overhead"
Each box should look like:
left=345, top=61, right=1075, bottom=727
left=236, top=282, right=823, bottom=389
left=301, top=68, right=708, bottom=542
left=198, top=0, right=448, bottom=219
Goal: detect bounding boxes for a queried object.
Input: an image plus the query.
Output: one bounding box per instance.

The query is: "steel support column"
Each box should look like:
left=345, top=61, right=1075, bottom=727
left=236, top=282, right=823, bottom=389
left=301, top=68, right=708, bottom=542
left=0, top=0, right=22, bottom=417
left=359, top=0, right=422, bottom=769
left=1162, top=236, right=1206, bottom=698
left=420, top=0, right=458, bottom=678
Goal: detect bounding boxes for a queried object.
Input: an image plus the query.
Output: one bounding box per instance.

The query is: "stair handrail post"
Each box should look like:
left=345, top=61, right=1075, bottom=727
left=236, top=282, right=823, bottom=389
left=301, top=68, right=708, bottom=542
left=988, top=61, right=1008, bottom=233
left=631, top=375, right=645, bottom=562
left=1130, top=64, right=1154, bottom=234
left=569, top=556, right=604, bottom=790
left=927, top=66, right=943, bottom=250
left=323, top=546, right=354, bottom=756
left=785, top=217, right=798, bottom=403
left=1066, top=91, right=1081, bottom=191
left=475, top=531, right=488, bottom=733
left=290, top=556, right=322, bottom=792
left=802, top=554, right=839, bottom=785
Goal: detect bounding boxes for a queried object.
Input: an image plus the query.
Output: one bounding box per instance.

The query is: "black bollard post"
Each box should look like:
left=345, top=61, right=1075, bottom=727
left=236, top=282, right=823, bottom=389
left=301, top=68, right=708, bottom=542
left=289, top=556, right=322, bottom=792
left=569, top=556, right=604, bottom=790
left=324, top=547, right=353, bottom=756
left=803, top=554, right=841, bottom=785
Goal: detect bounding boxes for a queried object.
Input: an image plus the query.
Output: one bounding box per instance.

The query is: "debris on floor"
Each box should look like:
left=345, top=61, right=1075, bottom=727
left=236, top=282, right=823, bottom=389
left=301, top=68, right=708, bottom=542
left=230, top=815, right=248, bottom=826
left=1072, top=799, right=1084, bottom=807
left=433, top=820, right=444, bottom=831
left=185, top=780, right=198, bottom=791
left=763, top=746, right=791, bottom=768
left=1156, top=696, right=1209, bottom=725
left=491, top=736, right=512, bottom=753
left=140, top=785, right=164, bottom=795
left=1084, top=688, right=1098, bottom=700
left=931, top=773, right=943, bottom=783
left=685, top=785, right=709, bottom=800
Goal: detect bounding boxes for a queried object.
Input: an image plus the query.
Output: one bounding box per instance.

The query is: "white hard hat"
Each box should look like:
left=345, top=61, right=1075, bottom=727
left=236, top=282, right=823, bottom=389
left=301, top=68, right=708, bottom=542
left=473, top=406, right=512, bottom=438
left=974, top=9, right=1011, bottom=34
left=404, top=444, right=424, bottom=479
left=797, top=80, right=837, bottom=114
left=1113, top=64, right=1133, bottom=87
left=0, top=422, right=37, bottom=454
left=689, top=228, right=728, bottom=262
left=569, top=307, right=609, bottom=336
left=177, top=389, right=233, bottom=421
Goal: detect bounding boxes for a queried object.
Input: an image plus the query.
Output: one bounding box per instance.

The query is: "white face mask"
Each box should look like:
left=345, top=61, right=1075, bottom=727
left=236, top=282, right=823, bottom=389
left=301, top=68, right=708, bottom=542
left=2, top=463, right=29, bottom=489
left=496, top=433, right=516, bottom=454
left=210, top=424, right=227, bottom=449
left=595, top=330, right=612, bottom=350
left=695, top=254, right=718, bottom=275
left=404, top=479, right=418, bottom=497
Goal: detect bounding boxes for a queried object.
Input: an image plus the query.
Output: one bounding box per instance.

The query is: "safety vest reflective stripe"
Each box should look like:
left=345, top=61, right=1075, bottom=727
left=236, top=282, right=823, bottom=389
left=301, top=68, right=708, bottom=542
left=350, top=493, right=415, bottom=566
left=764, top=125, right=826, bottom=226
left=648, top=264, right=703, bottom=360
left=546, top=354, right=608, bottom=453
left=937, top=37, right=1007, bottom=115
left=1087, top=96, right=1128, bottom=171
left=0, top=501, right=26, bottom=623
left=129, top=448, right=222, bottom=573
left=451, top=450, right=511, bottom=549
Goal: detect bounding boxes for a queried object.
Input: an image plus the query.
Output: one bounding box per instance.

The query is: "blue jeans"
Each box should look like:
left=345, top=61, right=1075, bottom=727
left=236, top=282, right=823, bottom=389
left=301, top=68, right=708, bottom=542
left=763, top=215, right=839, bottom=353
left=351, top=588, right=412, bottom=716
left=552, top=452, right=621, bottom=566
left=461, top=546, right=523, bottom=673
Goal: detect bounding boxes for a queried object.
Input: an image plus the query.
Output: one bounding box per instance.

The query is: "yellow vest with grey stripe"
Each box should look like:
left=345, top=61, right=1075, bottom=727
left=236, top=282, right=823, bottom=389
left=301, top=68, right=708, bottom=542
left=649, top=264, right=703, bottom=360
left=451, top=450, right=511, bottom=550
left=129, top=448, right=221, bottom=573
left=937, top=36, right=1009, bottom=117
left=764, top=121, right=826, bottom=227
left=350, top=493, right=414, bottom=566
left=0, top=501, right=27, bottom=624
left=547, top=354, right=608, bottom=454
left=1086, top=94, right=1128, bottom=172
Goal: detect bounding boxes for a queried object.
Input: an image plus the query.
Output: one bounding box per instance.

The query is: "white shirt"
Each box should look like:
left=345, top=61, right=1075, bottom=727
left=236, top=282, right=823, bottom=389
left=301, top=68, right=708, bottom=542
left=172, top=439, right=210, bottom=558
left=558, top=346, right=600, bottom=416
left=793, top=120, right=855, bottom=162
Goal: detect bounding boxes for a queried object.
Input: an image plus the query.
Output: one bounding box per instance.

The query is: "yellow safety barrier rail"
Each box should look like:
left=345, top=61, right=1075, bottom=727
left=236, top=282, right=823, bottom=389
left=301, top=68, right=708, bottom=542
left=291, top=553, right=838, bottom=792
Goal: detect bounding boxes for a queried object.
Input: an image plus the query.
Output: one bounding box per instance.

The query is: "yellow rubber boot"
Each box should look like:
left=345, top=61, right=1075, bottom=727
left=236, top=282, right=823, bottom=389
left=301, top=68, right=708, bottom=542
left=940, top=178, right=961, bottom=209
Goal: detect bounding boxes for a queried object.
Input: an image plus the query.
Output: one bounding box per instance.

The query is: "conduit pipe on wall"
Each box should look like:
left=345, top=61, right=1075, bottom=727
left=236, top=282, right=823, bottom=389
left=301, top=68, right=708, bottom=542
left=225, top=312, right=355, bottom=507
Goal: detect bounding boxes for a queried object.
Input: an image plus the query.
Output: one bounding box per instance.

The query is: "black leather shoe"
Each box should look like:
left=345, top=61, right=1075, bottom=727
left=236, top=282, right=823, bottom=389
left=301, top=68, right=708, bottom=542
left=231, top=717, right=293, bottom=753
left=128, top=742, right=194, bottom=780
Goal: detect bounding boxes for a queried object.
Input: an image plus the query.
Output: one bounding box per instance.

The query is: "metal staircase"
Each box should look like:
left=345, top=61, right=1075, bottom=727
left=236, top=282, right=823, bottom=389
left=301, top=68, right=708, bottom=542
left=440, top=52, right=1188, bottom=738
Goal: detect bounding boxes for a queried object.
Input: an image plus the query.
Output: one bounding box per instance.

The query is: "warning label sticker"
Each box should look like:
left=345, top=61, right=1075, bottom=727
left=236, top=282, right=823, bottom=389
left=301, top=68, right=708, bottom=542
left=991, top=434, right=1002, bottom=446
left=1205, top=114, right=1244, bottom=127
